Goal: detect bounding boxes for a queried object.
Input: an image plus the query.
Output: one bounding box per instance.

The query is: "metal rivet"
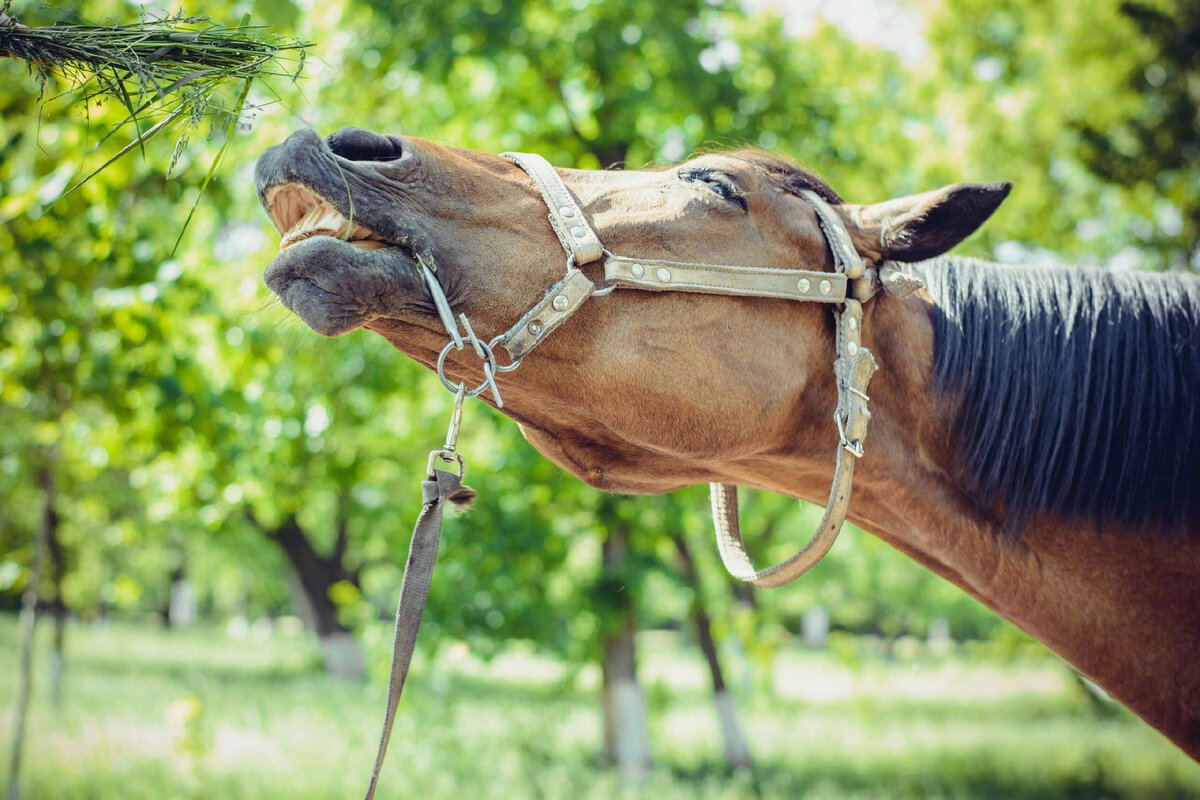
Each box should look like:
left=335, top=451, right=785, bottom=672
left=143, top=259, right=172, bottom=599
left=797, top=277, right=811, bottom=294
left=656, top=267, right=671, bottom=283
left=571, top=226, right=587, bottom=238
left=846, top=341, right=858, bottom=356
left=559, top=206, right=576, bottom=218
left=847, top=317, right=858, bottom=332
left=551, top=294, right=569, bottom=312
left=630, top=263, right=645, bottom=278
left=819, top=279, right=832, bottom=296
left=527, top=320, right=544, bottom=336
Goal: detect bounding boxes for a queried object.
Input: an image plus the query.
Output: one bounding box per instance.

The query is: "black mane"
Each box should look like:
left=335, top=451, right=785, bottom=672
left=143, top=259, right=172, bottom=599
left=921, top=258, right=1200, bottom=536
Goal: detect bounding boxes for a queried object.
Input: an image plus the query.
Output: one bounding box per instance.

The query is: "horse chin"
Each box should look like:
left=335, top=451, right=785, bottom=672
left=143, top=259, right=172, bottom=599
left=263, top=235, right=422, bottom=337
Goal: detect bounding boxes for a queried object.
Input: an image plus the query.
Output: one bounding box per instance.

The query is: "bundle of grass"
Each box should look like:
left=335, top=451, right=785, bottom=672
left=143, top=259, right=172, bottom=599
left=0, top=9, right=306, bottom=90
left=0, top=4, right=309, bottom=246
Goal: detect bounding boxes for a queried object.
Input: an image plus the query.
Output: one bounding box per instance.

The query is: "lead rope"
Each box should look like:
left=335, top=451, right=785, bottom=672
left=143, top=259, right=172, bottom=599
left=362, top=384, right=473, bottom=800
left=360, top=160, right=603, bottom=799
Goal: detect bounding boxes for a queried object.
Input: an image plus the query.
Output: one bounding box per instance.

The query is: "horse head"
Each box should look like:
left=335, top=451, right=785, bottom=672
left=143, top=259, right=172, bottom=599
left=255, top=126, right=1009, bottom=495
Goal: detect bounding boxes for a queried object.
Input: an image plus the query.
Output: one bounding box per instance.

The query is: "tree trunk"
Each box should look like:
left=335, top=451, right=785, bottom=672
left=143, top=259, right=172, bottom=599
left=7, top=462, right=53, bottom=800
left=45, top=515, right=66, bottom=709
left=592, top=142, right=628, bottom=170
left=168, top=566, right=197, bottom=628
left=269, top=515, right=364, bottom=680
left=672, top=532, right=753, bottom=769
left=599, top=520, right=651, bottom=781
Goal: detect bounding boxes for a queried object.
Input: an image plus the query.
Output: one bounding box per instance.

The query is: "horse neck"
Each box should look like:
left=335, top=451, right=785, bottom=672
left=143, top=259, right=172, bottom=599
left=758, top=268, right=1200, bottom=758
left=848, top=461, right=1200, bottom=759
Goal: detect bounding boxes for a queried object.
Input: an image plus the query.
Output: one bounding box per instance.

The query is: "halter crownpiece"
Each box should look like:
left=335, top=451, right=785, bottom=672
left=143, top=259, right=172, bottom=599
left=422, top=151, right=924, bottom=587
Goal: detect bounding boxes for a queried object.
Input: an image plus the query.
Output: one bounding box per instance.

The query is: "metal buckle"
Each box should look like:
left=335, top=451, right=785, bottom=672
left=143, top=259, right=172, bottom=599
left=835, top=411, right=864, bottom=458
left=844, top=385, right=870, bottom=403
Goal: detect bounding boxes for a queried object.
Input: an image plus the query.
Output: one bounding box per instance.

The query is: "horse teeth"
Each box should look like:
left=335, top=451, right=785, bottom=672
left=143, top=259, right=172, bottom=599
left=281, top=201, right=346, bottom=243
left=278, top=200, right=380, bottom=250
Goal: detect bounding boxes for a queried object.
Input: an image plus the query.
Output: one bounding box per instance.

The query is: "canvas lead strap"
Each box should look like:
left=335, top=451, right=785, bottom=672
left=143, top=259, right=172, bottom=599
left=363, top=389, right=469, bottom=800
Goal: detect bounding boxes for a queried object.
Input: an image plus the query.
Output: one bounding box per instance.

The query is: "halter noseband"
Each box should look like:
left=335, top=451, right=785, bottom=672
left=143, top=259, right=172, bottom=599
left=421, top=151, right=923, bottom=587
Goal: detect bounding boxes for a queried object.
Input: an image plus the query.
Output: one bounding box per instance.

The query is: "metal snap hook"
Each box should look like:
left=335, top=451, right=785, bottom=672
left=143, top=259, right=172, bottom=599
left=426, top=448, right=465, bottom=478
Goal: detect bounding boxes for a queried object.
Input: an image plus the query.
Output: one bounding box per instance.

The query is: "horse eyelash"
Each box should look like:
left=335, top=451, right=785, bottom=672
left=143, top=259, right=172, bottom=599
left=679, top=168, right=749, bottom=212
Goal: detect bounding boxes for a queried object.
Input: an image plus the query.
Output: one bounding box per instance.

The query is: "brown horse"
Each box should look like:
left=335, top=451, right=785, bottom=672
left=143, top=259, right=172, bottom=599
left=254, top=127, right=1200, bottom=759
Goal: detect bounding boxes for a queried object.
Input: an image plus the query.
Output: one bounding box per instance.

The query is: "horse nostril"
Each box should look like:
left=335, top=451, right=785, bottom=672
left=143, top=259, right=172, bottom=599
left=327, top=127, right=403, bottom=162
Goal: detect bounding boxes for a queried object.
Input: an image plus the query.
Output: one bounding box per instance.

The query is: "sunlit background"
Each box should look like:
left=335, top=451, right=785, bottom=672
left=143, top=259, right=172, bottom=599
left=1, top=0, right=1198, bottom=797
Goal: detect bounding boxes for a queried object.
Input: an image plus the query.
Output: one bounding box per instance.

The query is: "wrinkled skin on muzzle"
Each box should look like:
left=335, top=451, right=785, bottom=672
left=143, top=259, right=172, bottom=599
left=255, top=129, right=437, bottom=336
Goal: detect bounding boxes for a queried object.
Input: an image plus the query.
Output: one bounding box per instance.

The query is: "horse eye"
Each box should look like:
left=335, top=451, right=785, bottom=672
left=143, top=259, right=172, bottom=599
left=680, top=169, right=746, bottom=211
left=705, top=179, right=732, bottom=199
left=703, top=177, right=747, bottom=211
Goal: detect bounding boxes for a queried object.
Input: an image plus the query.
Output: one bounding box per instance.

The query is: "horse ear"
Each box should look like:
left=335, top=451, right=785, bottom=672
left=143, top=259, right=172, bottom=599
left=846, top=182, right=1012, bottom=263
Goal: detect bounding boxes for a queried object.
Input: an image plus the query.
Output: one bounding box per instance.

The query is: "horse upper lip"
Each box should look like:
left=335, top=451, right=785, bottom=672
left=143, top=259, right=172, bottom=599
left=256, top=129, right=424, bottom=257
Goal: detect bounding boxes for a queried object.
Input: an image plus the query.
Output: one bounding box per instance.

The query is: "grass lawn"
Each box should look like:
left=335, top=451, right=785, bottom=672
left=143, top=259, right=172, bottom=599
left=1, top=616, right=1197, bottom=799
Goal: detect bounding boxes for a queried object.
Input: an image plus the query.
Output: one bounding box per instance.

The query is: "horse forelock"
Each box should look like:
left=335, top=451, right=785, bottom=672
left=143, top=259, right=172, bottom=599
left=921, top=257, right=1200, bottom=537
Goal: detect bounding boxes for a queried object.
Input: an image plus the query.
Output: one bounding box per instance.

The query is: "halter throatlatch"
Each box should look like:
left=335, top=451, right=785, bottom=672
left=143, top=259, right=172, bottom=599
left=711, top=191, right=879, bottom=588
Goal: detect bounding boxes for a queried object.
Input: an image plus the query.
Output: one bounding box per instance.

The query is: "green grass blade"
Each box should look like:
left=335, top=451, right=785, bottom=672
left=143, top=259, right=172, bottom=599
left=169, top=75, right=251, bottom=257
left=110, top=73, right=148, bottom=161
left=55, top=102, right=187, bottom=201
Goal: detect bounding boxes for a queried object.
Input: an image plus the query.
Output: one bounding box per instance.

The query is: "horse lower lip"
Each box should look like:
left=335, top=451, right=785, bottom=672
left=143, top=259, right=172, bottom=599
left=279, top=232, right=389, bottom=251
left=264, top=235, right=417, bottom=294
left=262, top=235, right=422, bottom=339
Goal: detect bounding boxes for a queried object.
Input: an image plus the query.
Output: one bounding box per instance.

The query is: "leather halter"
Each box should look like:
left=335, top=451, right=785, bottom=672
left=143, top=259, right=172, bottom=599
left=423, top=151, right=922, bottom=587
left=362, top=154, right=924, bottom=800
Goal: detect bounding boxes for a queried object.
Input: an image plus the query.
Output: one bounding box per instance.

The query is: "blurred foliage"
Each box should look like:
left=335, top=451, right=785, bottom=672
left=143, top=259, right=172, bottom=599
left=927, top=0, right=1198, bottom=268
left=1075, top=1, right=1200, bottom=266
left=1, top=0, right=1195, bottom=686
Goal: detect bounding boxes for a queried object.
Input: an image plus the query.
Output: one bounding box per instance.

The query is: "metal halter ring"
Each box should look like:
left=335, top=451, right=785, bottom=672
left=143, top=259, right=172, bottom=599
left=436, top=315, right=504, bottom=407
left=486, top=335, right=524, bottom=373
